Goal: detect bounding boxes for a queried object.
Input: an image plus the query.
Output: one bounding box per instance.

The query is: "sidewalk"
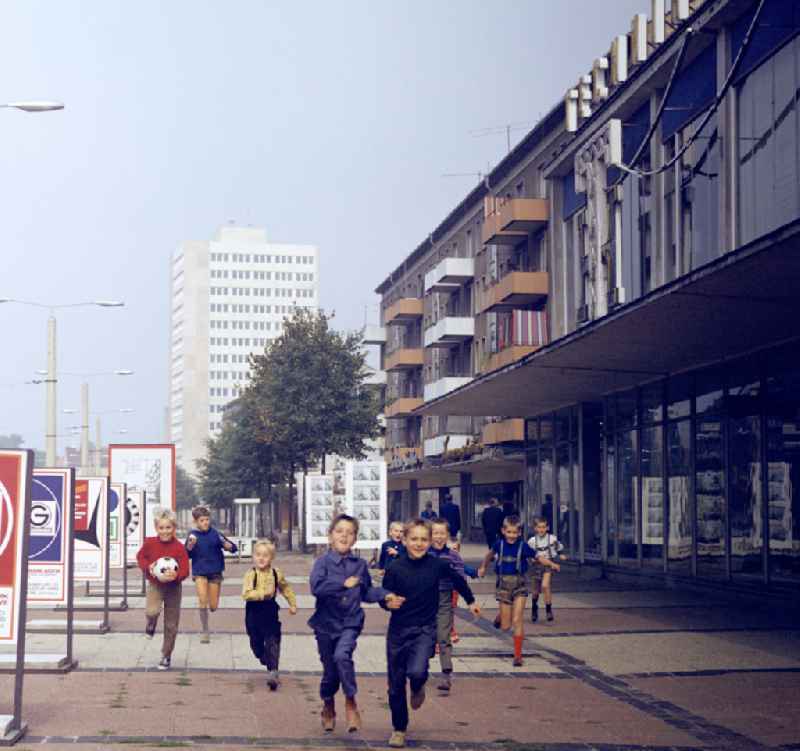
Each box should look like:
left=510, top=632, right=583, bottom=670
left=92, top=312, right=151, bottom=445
left=5, top=550, right=799, bottom=750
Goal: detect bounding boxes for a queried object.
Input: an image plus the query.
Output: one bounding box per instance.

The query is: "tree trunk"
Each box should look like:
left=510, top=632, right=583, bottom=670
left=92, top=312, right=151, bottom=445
left=287, top=465, right=295, bottom=552
left=300, top=461, right=308, bottom=554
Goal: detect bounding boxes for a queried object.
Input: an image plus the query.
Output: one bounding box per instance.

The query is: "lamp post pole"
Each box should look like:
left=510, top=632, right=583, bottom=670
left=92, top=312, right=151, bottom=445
left=80, top=383, right=90, bottom=472
left=46, top=316, right=57, bottom=465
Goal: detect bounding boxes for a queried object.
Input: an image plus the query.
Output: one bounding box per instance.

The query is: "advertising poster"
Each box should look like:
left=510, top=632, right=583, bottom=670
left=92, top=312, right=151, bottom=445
left=109, top=482, right=126, bottom=569
left=305, top=475, right=335, bottom=544
left=125, top=489, right=146, bottom=564
left=0, top=450, right=33, bottom=643
left=28, top=469, right=73, bottom=603
left=109, top=444, right=176, bottom=514
left=74, top=476, right=108, bottom=582
left=347, top=460, right=388, bottom=551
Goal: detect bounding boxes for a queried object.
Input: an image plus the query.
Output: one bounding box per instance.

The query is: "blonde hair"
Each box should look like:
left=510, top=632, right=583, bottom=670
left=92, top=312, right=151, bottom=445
left=388, top=521, right=404, bottom=534
left=253, top=539, right=276, bottom=558
left=152, top=506, right=177, bottom=526
left=404, top=518, right=432, bottom=537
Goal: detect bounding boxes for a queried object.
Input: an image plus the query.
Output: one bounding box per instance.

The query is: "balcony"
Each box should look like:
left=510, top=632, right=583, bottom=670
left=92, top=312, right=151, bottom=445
left=363, top=369, right=386, bottom=387
left=423, top=317, right=475, bottom=348
left=480, top=344, right=540, bottom=374
left=482, top=419, right=525, bottom=445
left=479, top=271, right=549, bottom=313
left=424, top=376, right=472, bottom=403
left=424, top=434, right=471, bottom=457
left=384, top=298, right=423, bottom=325
left=362, top=325, right=386, bottom=345
left=482, top=198, right=549, bottom=246
left=384, top=446, right=422, bottom=464
left=424, top=257, right=475, bottom=293
left=384, top=397, right=423, bottom=418
left=385, top=348, right=424, bottom=371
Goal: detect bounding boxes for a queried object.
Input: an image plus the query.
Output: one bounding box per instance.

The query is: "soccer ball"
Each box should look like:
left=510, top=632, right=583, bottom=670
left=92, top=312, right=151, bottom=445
left=151, top=556, right=179, bottom=582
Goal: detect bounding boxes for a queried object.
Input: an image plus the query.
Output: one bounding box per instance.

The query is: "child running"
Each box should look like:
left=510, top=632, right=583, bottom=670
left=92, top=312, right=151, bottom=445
left=373, top=521, right=405, bottom=572
left=242, top=539, right=297, bottom=690
left=527, top=516, right=564, bottom=622
left=185, top=505, right=237, bottom=643
left=478, top=515, right=556, bottom=667
left=309, top=514, right=404, bottom=733
left=136, top=506, right=190, bottom=670
left=382, top=518, right=480, bottom=749
left=428, top=518, right=467, bottom=693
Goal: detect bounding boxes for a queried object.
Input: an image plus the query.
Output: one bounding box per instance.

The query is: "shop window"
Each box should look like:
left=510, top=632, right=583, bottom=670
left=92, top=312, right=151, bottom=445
left=667, top=420, right=692, bottom=573
left=640, top=425, right=664, bottom=564
left=696, top=415, right=726, bottom=578
left=641, top=381, right=664, bottom=424
left=667, top=372, right=692, bottom=420
left=618, top=429, right=638, bottom=562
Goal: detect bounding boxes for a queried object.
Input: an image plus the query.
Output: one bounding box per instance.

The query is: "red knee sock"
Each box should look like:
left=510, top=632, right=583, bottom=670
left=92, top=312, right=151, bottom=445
left=513, top=635, right=523, bottom=660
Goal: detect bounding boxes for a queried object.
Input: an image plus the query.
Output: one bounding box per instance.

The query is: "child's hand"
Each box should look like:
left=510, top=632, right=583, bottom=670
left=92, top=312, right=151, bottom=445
left=384, top=593, right=405, bottom=609
left=477, top=566, right=486, bottom=578
left=387, top=547, right=398, bottom=557
left=162, top=569, right=178, bottom=582
left=468, top=602, right=481, bottom=616
left=223, top=540, right=234, bottom=551
left=186, top=534, right=197, bottom=551
left=343, top=576, right=360, bottom=589
left=551, top=562, right=561, bottom=572
left=288, top=606, right=298, bottom=615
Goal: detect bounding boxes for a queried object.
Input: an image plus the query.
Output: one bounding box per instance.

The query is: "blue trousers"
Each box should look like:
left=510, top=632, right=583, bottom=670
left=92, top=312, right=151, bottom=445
left=386, top=623, right=436, bottom=732
left=315, top=627, right=360, bottom=700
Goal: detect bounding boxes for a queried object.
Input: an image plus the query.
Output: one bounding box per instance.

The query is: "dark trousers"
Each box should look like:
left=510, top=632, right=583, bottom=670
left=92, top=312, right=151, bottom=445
left=386, top=623, right=436, bottom=732
left=245, top=600, right=281, bottom=670
left=485, top=530, right=500, bottom=548
left=315, top=627, right=360, bottom=699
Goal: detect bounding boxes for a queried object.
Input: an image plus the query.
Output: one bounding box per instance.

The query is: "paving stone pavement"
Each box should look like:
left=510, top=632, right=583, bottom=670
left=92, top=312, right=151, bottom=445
left=3, top=551, right=798, bottom=750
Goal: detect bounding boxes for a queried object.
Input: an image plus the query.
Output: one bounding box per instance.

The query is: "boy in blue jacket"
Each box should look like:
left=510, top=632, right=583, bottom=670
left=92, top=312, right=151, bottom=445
left=185, top=505, right=237, bottom=643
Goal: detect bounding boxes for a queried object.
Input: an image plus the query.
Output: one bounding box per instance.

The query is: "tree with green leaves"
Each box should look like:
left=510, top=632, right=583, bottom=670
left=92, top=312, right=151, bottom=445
left=247, top=308, right=381, bottom=549
left=0, top=434, right=25, bottom=449
left=175, top=465, right=199, bottom=510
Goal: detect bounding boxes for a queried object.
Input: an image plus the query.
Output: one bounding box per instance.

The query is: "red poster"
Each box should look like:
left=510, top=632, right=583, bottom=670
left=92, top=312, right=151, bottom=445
left=74, top=480, right=89, bottom=531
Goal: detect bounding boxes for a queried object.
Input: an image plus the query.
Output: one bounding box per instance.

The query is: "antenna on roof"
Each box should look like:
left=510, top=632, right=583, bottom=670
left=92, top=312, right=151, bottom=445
left=469, top=121, right=534, bottom=153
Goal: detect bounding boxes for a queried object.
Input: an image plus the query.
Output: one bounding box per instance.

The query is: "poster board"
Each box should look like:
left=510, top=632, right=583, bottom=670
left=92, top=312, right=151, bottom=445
left=125, top=489, right=146, bottom=563
left=74, top=476, right=108, bottom=582
left=109, top=444, right=176, bottom=515
left=305, top=475, right=336, bottom=544
left=109, top=482, right=126, bottom=569
left=347, top=460, right=387, bottom=550
left=28, top=469, right=73, bottom=603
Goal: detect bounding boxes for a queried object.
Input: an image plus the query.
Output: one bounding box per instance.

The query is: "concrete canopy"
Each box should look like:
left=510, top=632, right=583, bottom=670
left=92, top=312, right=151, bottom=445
left=418, top=219, right=800, bottom=419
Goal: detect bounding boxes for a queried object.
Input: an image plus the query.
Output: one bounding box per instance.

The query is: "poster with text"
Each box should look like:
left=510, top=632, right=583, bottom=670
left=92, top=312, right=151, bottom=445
left=346, top=460, right=387, bottom=550
left=305, top=474, right=335, bottom=544
left=109, top=445, right=176, bottom=519
left=109, top=482, right=127, bottom=568
left=0, top=450, right=33, bottom=643
left=28, top=468, right=73, bottom=603
left=74, top=476, right=108, bottom=582
left=125, top=489, right=145, bottom=564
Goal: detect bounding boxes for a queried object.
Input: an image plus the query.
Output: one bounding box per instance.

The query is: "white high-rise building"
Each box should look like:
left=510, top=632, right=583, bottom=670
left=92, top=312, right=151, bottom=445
left=169, top=225, right=319, bottom=475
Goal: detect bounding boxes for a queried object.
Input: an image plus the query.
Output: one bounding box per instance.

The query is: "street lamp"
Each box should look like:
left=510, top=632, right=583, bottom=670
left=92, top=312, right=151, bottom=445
left=62, top=407, right=135, bottom=471
left=0, top=101, right=64, bottom=113
left=0, top=298, right=125, bottom=465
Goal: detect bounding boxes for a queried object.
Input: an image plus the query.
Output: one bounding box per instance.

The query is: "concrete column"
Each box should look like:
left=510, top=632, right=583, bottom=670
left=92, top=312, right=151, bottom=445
left=460, top=472, right=472, bottom=541
left=409, top=480, right=419, bottom=519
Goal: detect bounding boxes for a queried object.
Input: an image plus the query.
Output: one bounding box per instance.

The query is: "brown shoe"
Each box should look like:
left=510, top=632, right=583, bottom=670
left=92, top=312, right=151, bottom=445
left=321, top=699, right=336, bottom=732
left=345, top=697, right=361, bottom=732
left=410, top=685, right=425, bottom=710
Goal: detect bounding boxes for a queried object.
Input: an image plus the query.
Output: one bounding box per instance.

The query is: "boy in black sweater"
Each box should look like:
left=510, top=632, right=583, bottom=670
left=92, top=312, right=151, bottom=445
left=381, top=518, right=480, bottom=748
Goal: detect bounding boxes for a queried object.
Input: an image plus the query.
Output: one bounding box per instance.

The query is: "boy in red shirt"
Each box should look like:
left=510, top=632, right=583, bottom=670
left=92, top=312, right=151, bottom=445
left=136, top=506, right=190, bottom=670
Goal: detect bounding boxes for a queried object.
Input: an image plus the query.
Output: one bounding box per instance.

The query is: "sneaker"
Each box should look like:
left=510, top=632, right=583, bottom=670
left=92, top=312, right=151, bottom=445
left=388, top=730, right=406, bottom=748
left=437, top=673, right=451, bottom=692
left=266, top=670, right=279, bottom=691
left=410, top=686, right=425, bottom=710
left=200, top=632, right=210, bottom=644
left=157, top=656, right=171, bottom=671
left=531, top=605, right=539, bottom=623
left=513, top=656, right=523, bottom=668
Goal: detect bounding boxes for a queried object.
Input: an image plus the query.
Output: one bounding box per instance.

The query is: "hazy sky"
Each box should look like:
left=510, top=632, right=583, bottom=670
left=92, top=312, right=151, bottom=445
left=1, top=0, right=645, bottom=455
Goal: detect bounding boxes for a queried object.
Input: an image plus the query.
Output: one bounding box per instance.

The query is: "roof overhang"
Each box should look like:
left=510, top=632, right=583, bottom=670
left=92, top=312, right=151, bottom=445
left=418, top=218, right=800, bottom=418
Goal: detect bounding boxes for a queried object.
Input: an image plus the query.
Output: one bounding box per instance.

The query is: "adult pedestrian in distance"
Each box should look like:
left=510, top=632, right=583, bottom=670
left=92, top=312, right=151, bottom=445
left=481, top=497, right=504, bottom=549
left=420, top=501, right=436, bottom=521
left=438, top=494, right=461, bottom=544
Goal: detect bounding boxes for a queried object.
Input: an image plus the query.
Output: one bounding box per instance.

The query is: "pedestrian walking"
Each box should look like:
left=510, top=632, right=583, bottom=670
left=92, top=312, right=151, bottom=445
left=420, top=501, right=436, bottom=521
left=185, top=505, right=237, bottom=643
left=481, top=497, right=504, bottom=549
left=242, top=539, right=297, bottom=690
left=438, top=494, right=461, bottom=543
left=382, top=518, right=480, bottom=748
left=136, top=507, right=190, bottom=671
left=309, top=514, right=404, bottom=733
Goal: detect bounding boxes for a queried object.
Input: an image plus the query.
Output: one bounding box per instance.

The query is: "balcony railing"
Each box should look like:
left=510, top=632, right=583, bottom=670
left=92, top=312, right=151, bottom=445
left=424, top=257, right=475, bottom=293
left=423, top=317, right=475, bottom=348
left=384, top=397, right=423, bottom=418
left=480, top=344, right=540, bottom=374
left=423, top=434, right=471, bottom=457
left=362, top=325, right=386, bottom=345
left=482, top=418, right=525, bottom=445
left=479, top=271, right=549, bottom=314
left=384, top=446, right=422, bottom=466
left=384, top=298, right=423, bottom=325
left=423, top=376, right=472, bottom=403
left=482, top=197, right=549, bottom=246
left=385, top=348, right=424, bottom=371
left=363, top=369, right=386, bottom=387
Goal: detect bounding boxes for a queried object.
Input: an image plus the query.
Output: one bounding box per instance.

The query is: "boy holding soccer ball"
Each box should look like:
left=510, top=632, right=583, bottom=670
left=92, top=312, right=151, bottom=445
left=136, top=507, right=190, bottom=670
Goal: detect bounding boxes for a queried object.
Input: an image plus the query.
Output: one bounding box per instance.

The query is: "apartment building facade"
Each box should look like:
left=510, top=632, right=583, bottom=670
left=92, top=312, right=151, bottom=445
left=375, top=0, right=800, bottom=592
left=169, top=225, right=319, bottom=474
